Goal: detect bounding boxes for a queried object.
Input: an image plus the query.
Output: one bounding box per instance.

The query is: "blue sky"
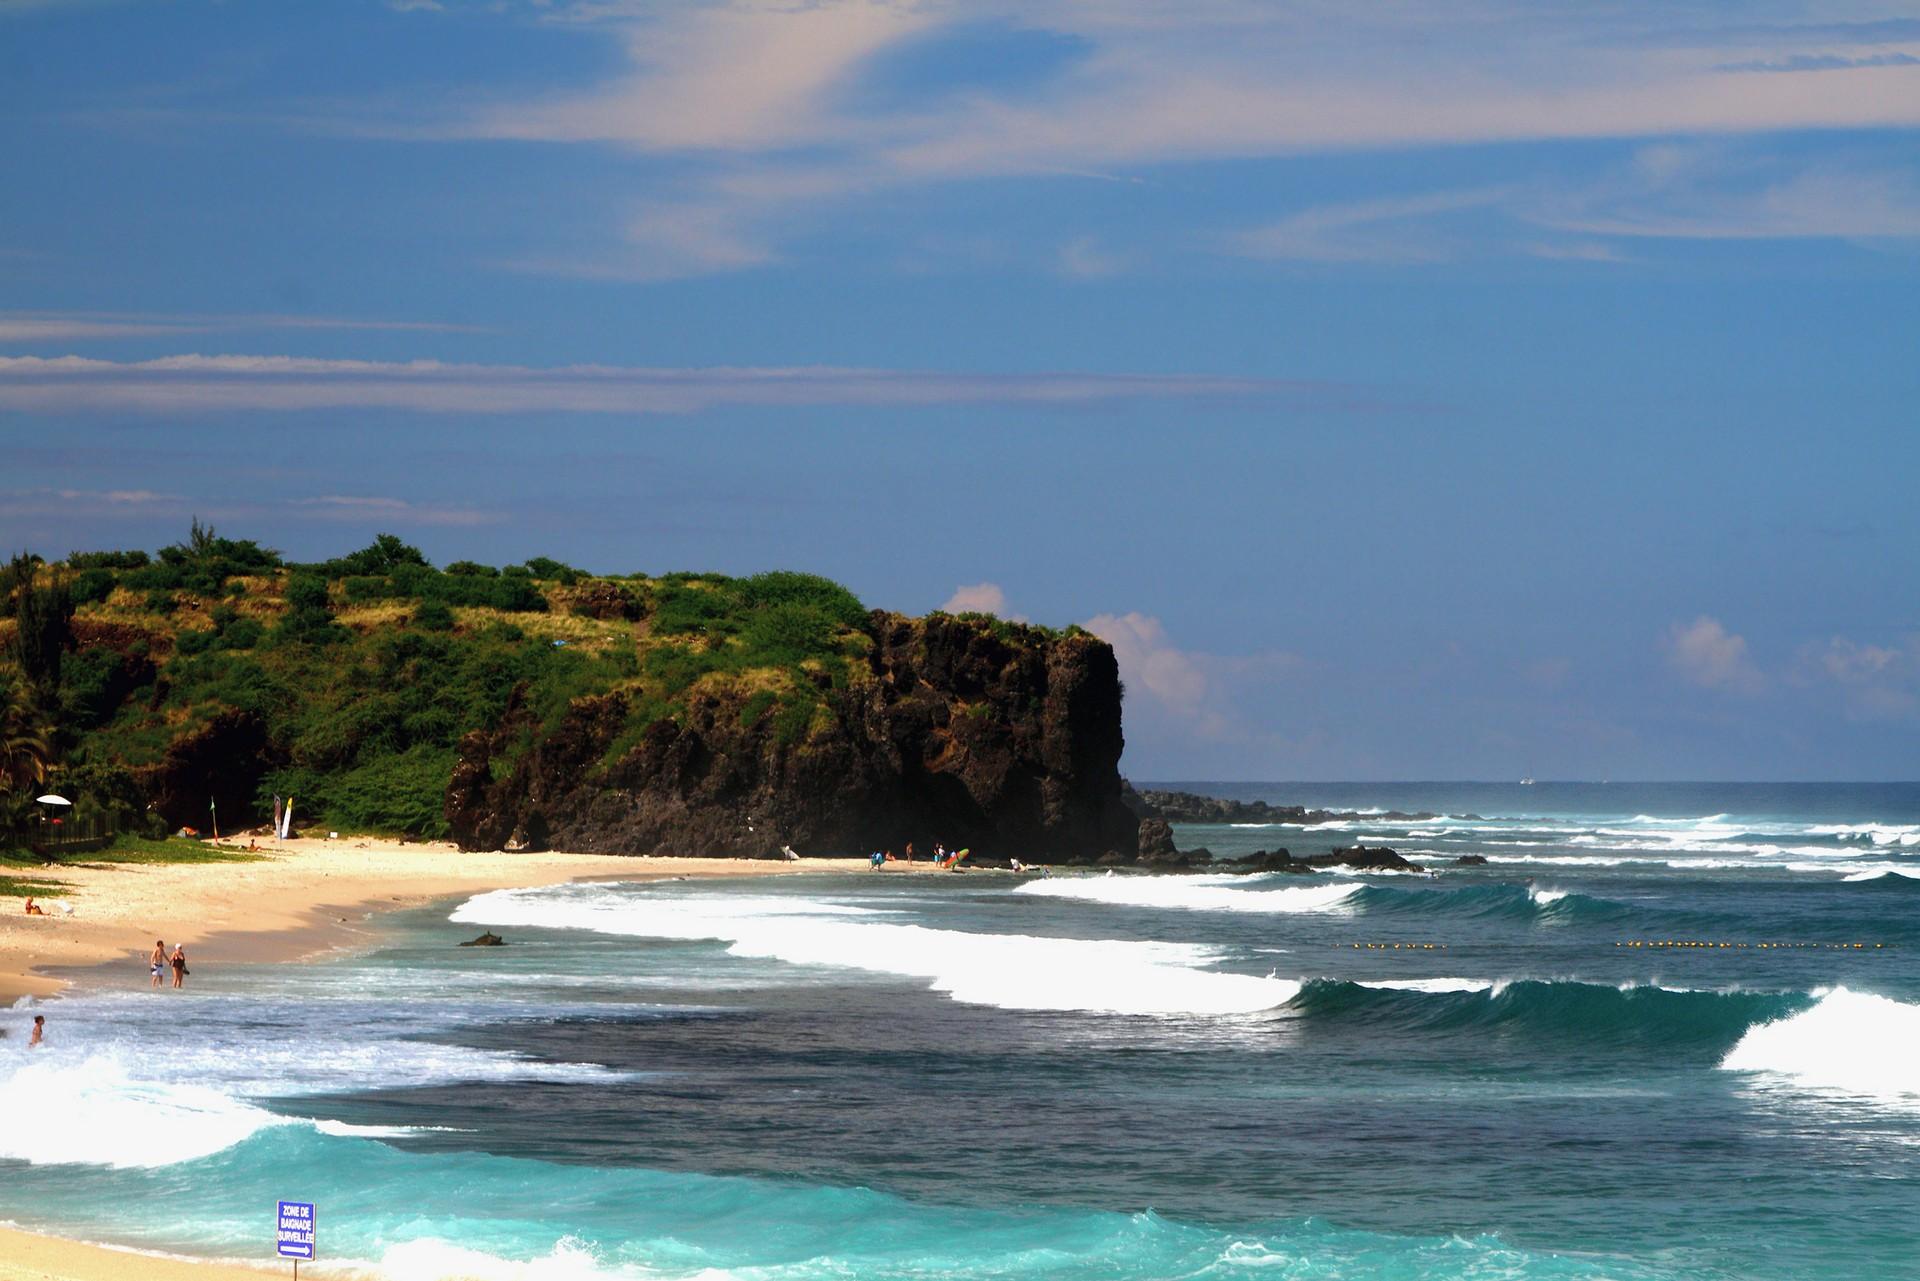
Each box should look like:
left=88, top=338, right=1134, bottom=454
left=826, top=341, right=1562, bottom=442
left=2, top=0, right=1916, bottom=780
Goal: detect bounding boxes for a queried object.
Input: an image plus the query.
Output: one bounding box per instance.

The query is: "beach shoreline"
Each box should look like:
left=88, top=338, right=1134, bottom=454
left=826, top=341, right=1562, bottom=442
left=0, top=1225, right=287, bottom=1281
left=0, top=836, right=924, bottom=1007
left=0, top=838, right=956, bottom=1281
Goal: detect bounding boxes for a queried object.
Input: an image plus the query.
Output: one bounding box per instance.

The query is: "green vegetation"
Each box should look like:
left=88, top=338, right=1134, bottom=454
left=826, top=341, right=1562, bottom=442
left=0, top=874, right=68, bottom=898
left=3, top=528, right=893, bottom=843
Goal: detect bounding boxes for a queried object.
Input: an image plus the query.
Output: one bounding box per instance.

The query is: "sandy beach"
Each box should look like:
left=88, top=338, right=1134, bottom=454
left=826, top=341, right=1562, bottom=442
left=0, top=1226, right=286, bottom=1281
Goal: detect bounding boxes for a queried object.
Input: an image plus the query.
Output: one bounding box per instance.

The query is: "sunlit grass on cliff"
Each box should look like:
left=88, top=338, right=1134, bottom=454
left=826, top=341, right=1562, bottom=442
left=16, top=532, right=919, bottom=843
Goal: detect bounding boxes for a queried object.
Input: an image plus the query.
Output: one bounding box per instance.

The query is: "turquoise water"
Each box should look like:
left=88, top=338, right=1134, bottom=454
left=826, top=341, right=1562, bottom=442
left=4, top=783, right=1919, bottom=1279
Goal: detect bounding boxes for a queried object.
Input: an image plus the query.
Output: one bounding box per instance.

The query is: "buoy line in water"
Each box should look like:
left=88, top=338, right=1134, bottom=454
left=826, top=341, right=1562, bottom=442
left=1615, top=940, right=1891, bottom=949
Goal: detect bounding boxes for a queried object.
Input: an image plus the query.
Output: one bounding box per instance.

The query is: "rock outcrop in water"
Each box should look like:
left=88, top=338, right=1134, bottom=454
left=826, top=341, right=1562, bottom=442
left=1133, top=789, right=1443, bottom=825
left=447, top=611, right=1140, bottom=861
left=1207, top=845, right=1423, bottom=874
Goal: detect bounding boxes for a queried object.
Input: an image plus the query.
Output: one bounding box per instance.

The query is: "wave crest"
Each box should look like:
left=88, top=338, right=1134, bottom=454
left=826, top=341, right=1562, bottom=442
left=1720, top=987, right=1920, bottom=1106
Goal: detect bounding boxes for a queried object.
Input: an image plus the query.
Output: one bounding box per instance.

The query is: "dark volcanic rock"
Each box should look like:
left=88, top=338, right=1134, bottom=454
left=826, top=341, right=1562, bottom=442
left=1216, top=848, right=1311, bottom=875
left=1136, top=817, right=1177, bottom=860
left=1312, top=845, right=1421, bottom=872
left=1453, top=854, right=1489, bottom=866
left=459, top=932, right=506, bottom=947
left=1133, top=789, right=1440, bottom=826
left=447, top=612, right=1138, bottom=862
left=1216, top=844, right=1421, bottom=874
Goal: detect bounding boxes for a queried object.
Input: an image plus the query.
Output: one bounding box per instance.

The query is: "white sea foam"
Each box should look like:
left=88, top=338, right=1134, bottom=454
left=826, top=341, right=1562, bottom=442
left=1011, top=874, right=1362, bottom=915
left=1528, top=887, right=1570, bottom=906
left=453, top=887, right=1301, bottom=1017
left=0, top=1054, right=284, bottom=1168
left=0, top=1050, right=502, bottom=1169
left=1807, top=823, right=1920, bottom=846
left=1721, top=988, right=1920, bottom=1107
left=1841, top=868, right=1920, bottom=883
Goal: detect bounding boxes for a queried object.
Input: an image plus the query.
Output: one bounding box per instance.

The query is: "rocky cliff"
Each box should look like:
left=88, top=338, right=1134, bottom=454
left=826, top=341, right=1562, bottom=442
left=446, top=611, right=1141, bottom=861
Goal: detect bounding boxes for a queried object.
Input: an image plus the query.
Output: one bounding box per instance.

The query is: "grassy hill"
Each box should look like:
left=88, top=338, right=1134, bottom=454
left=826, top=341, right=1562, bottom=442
left=1, top=526, right=921, bottom=842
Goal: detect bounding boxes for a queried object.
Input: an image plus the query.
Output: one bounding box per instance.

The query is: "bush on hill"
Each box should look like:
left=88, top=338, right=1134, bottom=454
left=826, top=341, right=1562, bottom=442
left=35, top=526, right=886, bottom=838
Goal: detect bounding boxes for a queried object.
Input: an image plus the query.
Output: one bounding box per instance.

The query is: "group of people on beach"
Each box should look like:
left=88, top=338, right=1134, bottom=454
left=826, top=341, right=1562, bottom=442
left=148, top=938, right=188, bottom=989
left=868, top=842, right=970, bottom=870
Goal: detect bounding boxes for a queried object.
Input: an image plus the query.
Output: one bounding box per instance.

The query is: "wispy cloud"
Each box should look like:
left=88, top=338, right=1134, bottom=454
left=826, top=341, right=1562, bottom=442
left=393, top=4, right=1920, bottom=277
left=0, top=312, right=484, bottom=343
left=1533, top=152, right=1920, bottom=241
left=506, top=202, right=779, bottom=281
left=0, top=353, right=1351, bottom=416
left=1716, top=52, right=1920, bottom=74
left=1801, top=634, right=1920, bottom=722
left=459, top=4, right=1920, bottom=168
left=1228, top=188, right=1510, bottom=264
left=1056, top=236, right=1126, bottom=279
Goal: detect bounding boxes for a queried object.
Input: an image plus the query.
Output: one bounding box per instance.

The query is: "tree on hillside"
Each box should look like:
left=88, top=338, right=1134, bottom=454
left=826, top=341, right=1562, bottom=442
left=330, top=534, right=429, bottom=578
left=4, top=553, right=73, bottom=697
left=158, top=518, right=281, bottom=573
left=0, top=668, right=54, bottom=798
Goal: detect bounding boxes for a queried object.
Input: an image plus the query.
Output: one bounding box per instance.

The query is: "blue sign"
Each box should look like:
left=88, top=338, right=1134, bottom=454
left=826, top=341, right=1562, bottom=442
left=276, top=1201, right=315, bottom=1260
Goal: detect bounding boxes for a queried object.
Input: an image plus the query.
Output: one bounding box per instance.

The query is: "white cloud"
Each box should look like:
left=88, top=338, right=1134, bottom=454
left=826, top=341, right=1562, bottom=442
left=0, top=353, right=1335, bottom=416
left=941, top=582, right=1019, bottom=617
left=1084, top=611, right=1305, bottom=747
left=1804, top=634, right=1920, bottom=721
left=1666, top=615, right=1764, bottom=693
left=474, top=0, right=935, bottom=151
left=1085, top=611, right=1212, bottom=721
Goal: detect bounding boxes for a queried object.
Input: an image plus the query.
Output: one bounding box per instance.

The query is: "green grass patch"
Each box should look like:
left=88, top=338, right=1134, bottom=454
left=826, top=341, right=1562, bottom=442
left=70, top=834, right=263, bottom=865
left=0, top=875, right=69, bottom=897
left=738, top=689, right=778, bottom=727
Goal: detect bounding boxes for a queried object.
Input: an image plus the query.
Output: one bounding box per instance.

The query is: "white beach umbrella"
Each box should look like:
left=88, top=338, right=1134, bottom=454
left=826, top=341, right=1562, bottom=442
left=35, top=795, right=71, bottom=806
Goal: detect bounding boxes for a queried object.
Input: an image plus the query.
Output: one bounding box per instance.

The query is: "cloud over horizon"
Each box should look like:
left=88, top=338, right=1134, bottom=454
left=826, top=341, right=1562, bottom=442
left=0, top=354, right=1349, bottom=417
left=1667, top=616, right=1765, bottom=694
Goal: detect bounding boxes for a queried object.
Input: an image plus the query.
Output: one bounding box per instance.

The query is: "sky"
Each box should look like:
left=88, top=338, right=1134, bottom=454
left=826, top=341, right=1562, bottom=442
left=1, top=0, right=1916, bottom=781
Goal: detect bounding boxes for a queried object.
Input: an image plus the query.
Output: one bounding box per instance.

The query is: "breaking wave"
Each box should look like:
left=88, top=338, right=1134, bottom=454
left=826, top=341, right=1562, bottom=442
left=453, top=887, right=1301, bottom=1017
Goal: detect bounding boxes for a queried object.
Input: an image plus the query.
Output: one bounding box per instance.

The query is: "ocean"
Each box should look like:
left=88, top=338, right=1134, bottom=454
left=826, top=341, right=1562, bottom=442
left=4, top=782, right=1919, bottom=1280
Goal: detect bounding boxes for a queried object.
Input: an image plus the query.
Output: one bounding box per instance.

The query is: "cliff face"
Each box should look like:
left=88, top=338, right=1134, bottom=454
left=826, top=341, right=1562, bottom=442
left=446, top=611, right=1138, bottom=860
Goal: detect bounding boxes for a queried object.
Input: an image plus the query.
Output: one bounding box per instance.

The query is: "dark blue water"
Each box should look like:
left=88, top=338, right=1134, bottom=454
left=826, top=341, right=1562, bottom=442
left=4, top=783, right=1918, bottom=1280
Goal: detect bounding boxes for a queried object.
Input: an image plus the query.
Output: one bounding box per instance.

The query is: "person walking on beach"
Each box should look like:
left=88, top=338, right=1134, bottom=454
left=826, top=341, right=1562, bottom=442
left=170, top=943, right=188, bottom=989
left=149, top=940, right=167, bottom=989
left=29, top=1015, right=43, bottom=1048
